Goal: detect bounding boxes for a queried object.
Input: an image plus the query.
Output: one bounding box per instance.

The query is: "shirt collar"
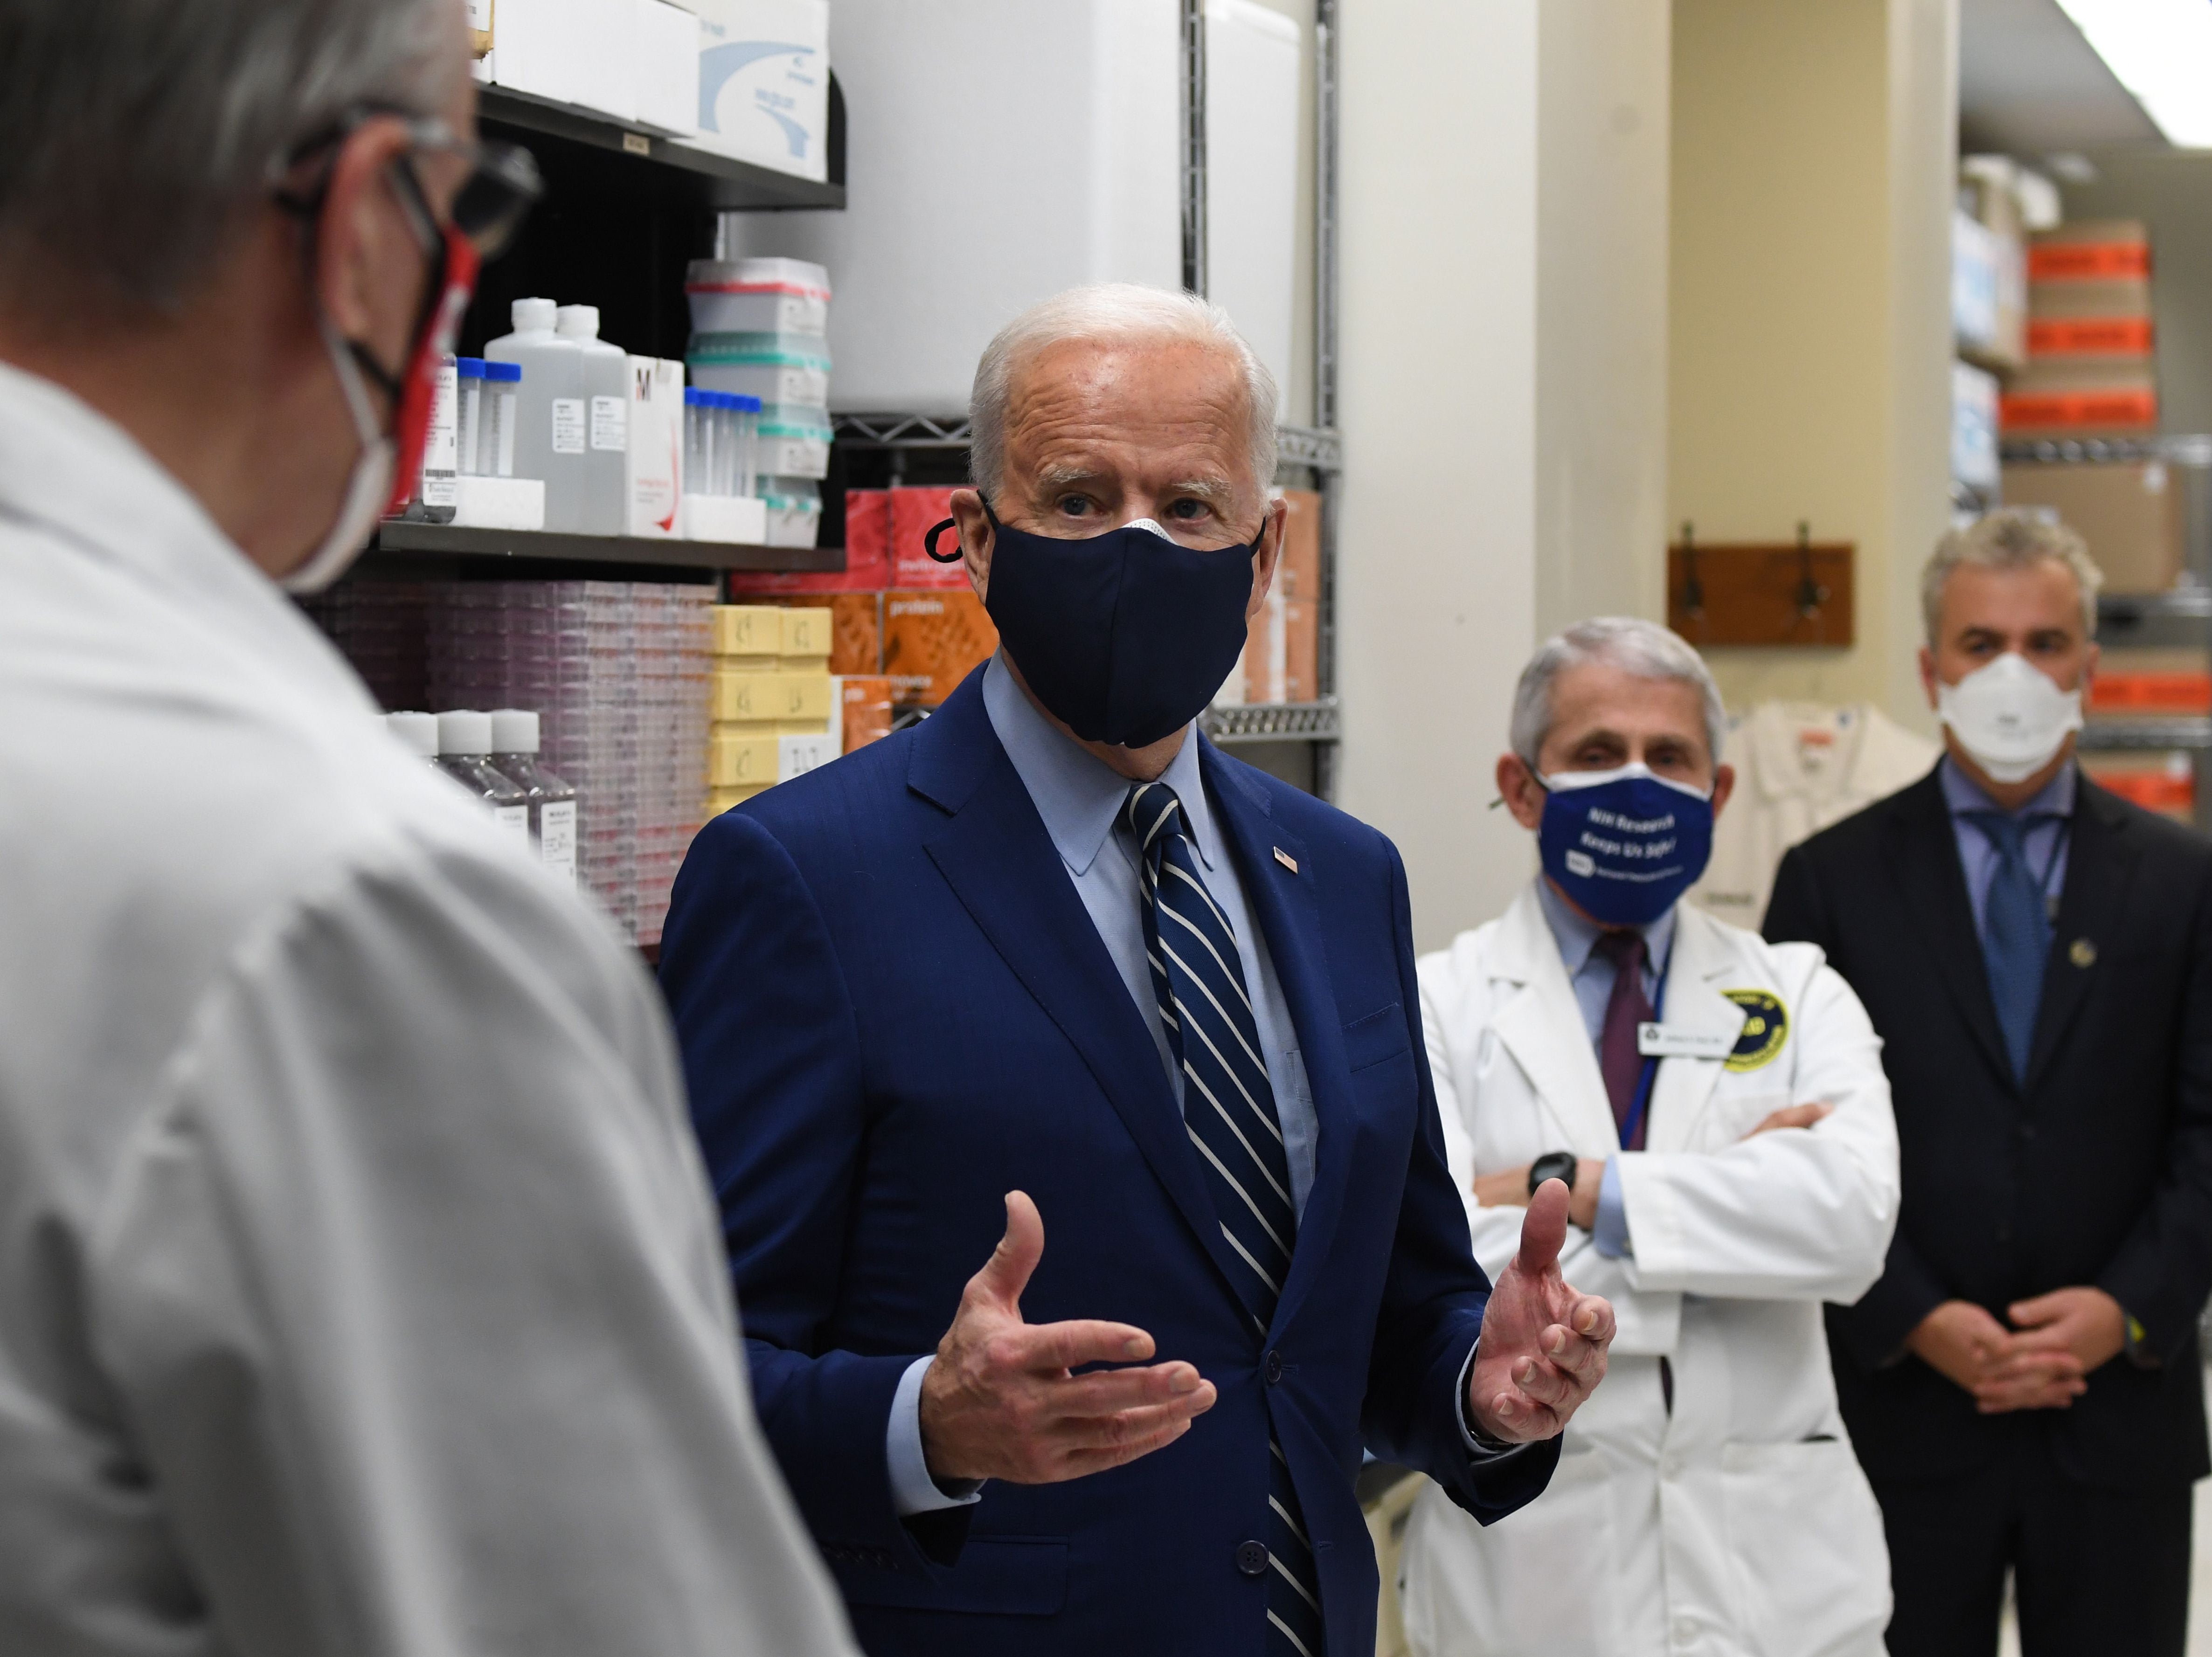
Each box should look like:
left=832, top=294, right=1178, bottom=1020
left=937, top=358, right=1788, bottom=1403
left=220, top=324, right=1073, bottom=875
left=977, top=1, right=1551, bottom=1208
left=1938, top=753, right=2078, bottom=821
left=981, top=651, right=1215, bottom=875
left=1533, top=875, right=1677, bottom=980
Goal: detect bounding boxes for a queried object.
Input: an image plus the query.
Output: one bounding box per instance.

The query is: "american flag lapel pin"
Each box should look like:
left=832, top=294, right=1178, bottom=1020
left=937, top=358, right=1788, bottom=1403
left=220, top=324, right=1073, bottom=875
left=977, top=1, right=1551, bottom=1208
left=1273, top=847, right=1298, bottom=874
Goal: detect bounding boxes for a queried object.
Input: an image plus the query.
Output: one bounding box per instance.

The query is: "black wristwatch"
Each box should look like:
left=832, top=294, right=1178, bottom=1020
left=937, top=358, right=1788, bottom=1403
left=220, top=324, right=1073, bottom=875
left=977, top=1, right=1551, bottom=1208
left=1528, top=1151, right=1579, bottom=1198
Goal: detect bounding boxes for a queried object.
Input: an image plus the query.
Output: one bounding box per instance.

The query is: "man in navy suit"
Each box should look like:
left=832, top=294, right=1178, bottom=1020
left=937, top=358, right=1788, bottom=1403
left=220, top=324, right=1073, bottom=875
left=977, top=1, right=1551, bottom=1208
left=661, top=283, right=1616, bottom=1657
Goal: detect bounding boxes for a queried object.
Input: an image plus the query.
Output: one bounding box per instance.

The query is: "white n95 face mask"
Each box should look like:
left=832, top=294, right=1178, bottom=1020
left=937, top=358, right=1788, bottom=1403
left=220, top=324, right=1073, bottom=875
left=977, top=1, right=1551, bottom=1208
left=1935, top=651, right=2084, bottom=783
left=280, top=314, right=395, bottom=596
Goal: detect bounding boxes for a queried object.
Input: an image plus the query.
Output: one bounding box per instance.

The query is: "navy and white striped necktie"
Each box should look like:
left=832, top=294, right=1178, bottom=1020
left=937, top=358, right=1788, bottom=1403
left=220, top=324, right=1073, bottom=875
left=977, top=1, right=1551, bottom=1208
left=1124, top=781, right=1324, bottom=1657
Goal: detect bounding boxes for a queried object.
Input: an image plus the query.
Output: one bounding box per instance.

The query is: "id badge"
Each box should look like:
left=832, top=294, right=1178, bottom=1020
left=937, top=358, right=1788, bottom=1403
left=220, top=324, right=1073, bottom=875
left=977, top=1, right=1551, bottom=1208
left=1637, top=1022, right=1733, bottom=1060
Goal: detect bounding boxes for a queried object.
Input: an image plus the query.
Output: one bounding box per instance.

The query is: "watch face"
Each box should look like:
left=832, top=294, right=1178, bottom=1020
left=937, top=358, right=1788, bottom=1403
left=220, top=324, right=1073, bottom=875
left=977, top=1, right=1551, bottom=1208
left=1529, top=1153, right=1576, bottom=1195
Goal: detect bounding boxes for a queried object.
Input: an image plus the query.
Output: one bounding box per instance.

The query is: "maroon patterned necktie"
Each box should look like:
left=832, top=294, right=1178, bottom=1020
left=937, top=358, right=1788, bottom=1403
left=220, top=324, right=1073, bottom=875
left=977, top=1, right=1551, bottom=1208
left=1593, top=930, right=1653, bottom=1150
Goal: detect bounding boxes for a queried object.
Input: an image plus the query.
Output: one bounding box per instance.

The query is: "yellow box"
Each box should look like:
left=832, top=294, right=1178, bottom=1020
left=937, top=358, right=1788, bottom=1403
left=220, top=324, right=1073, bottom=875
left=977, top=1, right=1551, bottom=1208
left=709, top=783, right=770, bottom=814
left=779, top=605, right=834, bottom=665
left=711, top=669, right=832, bottom=724
left=710, top=733, right=780, bottom=788
left=712, top=605, right=785, bottom=661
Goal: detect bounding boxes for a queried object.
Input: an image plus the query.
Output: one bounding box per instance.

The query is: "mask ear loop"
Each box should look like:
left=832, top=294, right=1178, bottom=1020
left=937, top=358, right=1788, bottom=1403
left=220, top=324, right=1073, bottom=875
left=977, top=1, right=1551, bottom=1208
left=924, top=495, right=994, bottom=563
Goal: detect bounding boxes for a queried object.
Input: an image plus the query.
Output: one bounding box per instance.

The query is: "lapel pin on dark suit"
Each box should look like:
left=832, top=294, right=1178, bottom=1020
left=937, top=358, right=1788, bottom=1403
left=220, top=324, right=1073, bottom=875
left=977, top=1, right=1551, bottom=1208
left=1274, top=847, right=1299, bottom=874
left=2070, top=938, right=2097, bottom=969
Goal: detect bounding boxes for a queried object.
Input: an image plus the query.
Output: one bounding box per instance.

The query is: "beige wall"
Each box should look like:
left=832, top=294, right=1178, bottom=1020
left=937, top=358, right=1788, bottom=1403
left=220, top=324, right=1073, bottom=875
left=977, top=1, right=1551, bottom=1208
left=1667, top=0, right=1955, bottom=734
left=1336, top=0, right=1672, bottom=949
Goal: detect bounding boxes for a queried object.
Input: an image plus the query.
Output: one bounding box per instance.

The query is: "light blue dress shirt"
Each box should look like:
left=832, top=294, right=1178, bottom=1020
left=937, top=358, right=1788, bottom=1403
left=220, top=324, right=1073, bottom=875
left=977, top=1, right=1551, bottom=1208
left=1532, top=879, right=1678, bottom=1260
left=885, top=655, right=1317, bottom=1517
left=1938, top=755, right=2075, bottom=932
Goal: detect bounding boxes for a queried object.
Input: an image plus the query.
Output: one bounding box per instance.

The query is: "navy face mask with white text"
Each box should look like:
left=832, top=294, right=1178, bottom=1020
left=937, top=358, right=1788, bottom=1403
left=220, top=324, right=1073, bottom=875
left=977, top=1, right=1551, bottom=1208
left=1536, top=763, right=1714, bottom=927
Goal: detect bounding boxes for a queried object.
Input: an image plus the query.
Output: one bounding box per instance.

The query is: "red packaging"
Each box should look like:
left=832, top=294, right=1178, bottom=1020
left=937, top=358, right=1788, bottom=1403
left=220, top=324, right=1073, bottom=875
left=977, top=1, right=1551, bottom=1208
left=726, top=489, right=891, bottom=596
left=890, top=486, right=971, bottom=588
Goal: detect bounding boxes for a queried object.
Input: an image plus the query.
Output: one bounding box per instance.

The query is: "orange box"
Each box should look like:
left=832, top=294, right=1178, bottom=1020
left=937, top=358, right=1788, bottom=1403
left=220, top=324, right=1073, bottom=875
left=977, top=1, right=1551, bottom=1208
left=883, top=589, right=999, bottom=705
left=1242, top=490, right=1323, bottom=704
left=2089, top=673, right=2212, bottom=714
left=837, top=674, right=895, bottom=753
left=890, top=486, right=971, bottom=589
left=2000, top=361, right=2158, bottom=436
left=781, top=592, right=882, bottom=676
left=2083, top=755, right=2194, bottom=820
left=2028, top=221, right=2150, bottom=282
left=2028, top=316, right=2155, bottom=358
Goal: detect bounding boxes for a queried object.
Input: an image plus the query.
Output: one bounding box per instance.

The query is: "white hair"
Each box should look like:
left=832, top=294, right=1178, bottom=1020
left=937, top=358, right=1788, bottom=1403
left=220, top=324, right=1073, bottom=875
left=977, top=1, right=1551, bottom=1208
left=0, top=0, right=460, bottom=312
left=1922, top=508, right=2103, bottom=645
left=1510, top=617, right=1727, bottom=768
left=968, top=283, right=1279, bottom=498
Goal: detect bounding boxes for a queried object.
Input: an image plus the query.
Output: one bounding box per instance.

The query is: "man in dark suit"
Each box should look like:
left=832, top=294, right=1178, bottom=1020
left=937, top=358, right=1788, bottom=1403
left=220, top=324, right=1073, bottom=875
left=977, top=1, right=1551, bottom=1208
left=1765, top=509, right=2212, bottom=1657
left=659, top=283, right=1616, bottom=1657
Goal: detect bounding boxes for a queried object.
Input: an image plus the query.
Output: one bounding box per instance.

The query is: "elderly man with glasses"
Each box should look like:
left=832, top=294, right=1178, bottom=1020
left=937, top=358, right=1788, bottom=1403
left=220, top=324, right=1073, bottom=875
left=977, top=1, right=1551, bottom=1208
left=0, top=3, right=853, bottom=1653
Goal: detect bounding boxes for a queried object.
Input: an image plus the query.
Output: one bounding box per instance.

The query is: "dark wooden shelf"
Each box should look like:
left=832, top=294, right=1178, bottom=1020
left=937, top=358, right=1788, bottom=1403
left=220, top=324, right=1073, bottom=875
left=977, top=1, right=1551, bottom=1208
left=477, top=84, right=846, bottom=211
left=359, top=521, right=843, bottom=582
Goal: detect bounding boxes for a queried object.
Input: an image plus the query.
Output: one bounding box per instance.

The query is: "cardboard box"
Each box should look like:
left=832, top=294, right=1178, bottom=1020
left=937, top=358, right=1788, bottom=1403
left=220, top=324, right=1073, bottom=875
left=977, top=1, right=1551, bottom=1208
left=470, top=0, right=495, bottom=55
left=709, top=731, right=779, bottom=787
left=1958, top=159, right=2028, bottom=373
left=780, top=592, right=882, bottom=675
left=1241, top=489, right=1321, bottom=704
left=624, top=356, right=684, bottom=537
left=685, top=0, right=831, bottom=184
left=883, top=590, right=998, bottom=705
left=777, top=603, right=833, bottom=665
left=2028, top=277, right=2152, bottom=321
left=711, top=668, right=832, bottom=725
left=1999, top=361, right=2157, bottom=438
left=778, top=732, right=836, bottom=781
left=711, top=604, right=784, bottom=662
left=835, top=674, right=895, bottom=752
left=890, top=486, right=971, bottom=589
left=2001, top=460, right=2185, bottom=591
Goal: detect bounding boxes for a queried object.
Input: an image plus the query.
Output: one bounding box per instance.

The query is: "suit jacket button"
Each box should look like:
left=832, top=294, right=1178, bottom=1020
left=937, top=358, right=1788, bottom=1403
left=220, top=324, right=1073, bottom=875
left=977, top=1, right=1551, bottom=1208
left=1265, top=1349, right=1284, bottom=1385
left=1237, top=1540, right=1270, bottom=1577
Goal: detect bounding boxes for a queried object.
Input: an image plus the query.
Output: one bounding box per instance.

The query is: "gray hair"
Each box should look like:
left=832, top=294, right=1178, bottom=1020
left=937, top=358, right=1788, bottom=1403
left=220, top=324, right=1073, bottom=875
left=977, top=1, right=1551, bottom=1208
left=1510, top=617, right=1727, bottom=768
left=969, top=283, right=1279, bottom=499
left=0, top=0, right=460, bottom=313
left=1922, top=508, right=2103, bottom=645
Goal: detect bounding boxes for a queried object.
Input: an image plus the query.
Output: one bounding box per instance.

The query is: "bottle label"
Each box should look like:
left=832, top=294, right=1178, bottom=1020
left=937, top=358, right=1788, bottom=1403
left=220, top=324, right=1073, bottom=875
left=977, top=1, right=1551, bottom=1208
left=538, top=800, right=578, bottom=885
left=551, top=398, right=587, bottom=455
left=590, top=395, right=629, bottom=452
left=492, top=803, right=532, bottom=844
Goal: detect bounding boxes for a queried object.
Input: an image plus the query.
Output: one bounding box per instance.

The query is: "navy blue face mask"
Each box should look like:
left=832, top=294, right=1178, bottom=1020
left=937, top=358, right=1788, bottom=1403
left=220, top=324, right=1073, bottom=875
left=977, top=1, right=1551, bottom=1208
left=1536, top=763, right=1715, bottom=927
left=925, top=501, right=1263, bottom=748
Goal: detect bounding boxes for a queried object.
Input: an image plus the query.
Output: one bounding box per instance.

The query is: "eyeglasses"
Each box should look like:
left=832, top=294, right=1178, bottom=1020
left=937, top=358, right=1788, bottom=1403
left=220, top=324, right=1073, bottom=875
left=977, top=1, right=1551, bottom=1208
left=273, top=107, right=542, bottom=261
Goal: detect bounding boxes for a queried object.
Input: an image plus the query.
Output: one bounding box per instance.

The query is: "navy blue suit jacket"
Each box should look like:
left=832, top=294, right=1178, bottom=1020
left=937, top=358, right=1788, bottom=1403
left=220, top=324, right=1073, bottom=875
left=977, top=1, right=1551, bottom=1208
left=660, top=670, right=1557, bottom=1656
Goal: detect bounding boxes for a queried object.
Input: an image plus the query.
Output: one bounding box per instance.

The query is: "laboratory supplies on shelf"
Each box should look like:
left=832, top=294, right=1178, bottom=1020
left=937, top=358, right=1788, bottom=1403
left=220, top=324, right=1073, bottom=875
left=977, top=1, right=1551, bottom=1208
left=435, top=708, right=534, bottom=848
left=708, top=603, right=836, bottom=812
left=386, top=709, right=440, bottom=760
left=398, top=356, right=460, bottom=524
left=489, top=707, right=580, bottom=886
left=688, top=331, right=832, bottom=407
left=685, top=258, right=832, bottom=336
left=485, top=297, right=585, bottom=530
left=557, top=304, right=630, bottom=535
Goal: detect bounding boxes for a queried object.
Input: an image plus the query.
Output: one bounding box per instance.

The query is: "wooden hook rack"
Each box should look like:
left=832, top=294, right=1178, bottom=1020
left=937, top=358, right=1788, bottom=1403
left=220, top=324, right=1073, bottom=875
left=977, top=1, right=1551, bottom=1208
left=1667, top=524, right=1855, bottom=647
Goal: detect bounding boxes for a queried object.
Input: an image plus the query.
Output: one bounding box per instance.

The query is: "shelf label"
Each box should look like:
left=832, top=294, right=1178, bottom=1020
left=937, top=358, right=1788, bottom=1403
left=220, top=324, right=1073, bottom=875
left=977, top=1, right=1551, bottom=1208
left=552, top=397, right=586, bottom=455
left=623, top=132, right=652, bottom=157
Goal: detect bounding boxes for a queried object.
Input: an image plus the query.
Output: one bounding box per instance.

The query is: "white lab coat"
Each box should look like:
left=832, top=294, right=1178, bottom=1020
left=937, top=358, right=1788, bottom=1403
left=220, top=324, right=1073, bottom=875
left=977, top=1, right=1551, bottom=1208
left=1399, top=884, right=1900, bottom=1657
left=0, top=361, right=856, bottom=1656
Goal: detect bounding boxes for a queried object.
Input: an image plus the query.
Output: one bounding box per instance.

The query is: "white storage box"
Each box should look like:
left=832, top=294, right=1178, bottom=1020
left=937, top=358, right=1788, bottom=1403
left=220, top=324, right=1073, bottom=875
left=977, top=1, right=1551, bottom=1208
left=453, top=476, right=548, bottom=531
left=632, top=0, right=702, bottom=137
left=684, top=0, right=831, bottom=183
left=683, top=492, right=770, bottom=544
left=625, top=355, right=686, bottom=537
left=756, top=403, right=833, bottom=479
left=721, top=0, right=1179, bottom=411
left=689, top=332, right=832, bottom=406
left=760, top=478, right=822, bottom=547
left=686, top=257, right=832, bottom=334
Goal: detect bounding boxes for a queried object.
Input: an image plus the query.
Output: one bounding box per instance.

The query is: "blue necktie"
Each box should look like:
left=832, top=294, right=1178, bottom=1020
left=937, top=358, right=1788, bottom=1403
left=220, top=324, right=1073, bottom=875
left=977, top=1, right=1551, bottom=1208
left=1967, top=809, right=2053, bottom=1081
left=1125, top=782, right=1324, bottom=1657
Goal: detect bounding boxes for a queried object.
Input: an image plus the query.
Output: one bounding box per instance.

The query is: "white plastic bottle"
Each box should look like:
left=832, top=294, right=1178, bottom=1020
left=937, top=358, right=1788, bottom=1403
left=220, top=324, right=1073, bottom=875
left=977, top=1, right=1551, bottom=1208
left=487, top=708, right=579, bottom=886
left=387, top=710, right=441, bottom=761
left=556, top=304, right=629, bottom=537
left=484, top=297, right=583, bottom=531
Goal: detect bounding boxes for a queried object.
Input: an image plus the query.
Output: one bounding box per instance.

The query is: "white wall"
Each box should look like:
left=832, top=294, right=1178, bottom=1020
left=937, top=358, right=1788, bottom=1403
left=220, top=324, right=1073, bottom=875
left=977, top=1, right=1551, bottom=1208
left=1336, top=0, right=1672, bottom=951
left=1335, top=0, right=1541, bottom=950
